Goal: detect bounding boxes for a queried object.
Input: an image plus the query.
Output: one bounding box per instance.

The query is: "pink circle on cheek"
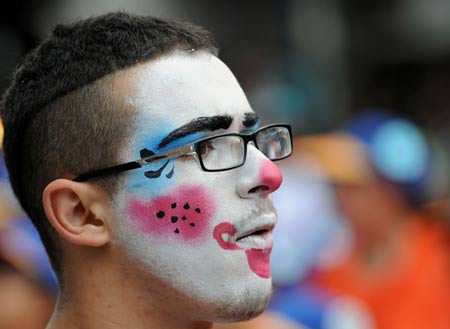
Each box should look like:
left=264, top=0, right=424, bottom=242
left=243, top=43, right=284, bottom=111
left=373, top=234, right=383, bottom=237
left=213, top=222, right=241, bottom=250
left=126, top=185, right=216, bottom=245
left=259, top=160, right=283, bottom=194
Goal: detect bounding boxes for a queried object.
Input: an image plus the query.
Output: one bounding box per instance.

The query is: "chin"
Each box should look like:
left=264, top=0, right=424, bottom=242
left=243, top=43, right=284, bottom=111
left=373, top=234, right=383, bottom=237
left=206, top=279, right=274, bottom=323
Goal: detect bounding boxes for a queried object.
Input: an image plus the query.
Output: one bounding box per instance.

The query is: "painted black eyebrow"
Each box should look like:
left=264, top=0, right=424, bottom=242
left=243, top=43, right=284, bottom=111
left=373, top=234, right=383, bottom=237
left=158, top=115, right=233, bottom=149
left=243, top=112, right=259, bottom=128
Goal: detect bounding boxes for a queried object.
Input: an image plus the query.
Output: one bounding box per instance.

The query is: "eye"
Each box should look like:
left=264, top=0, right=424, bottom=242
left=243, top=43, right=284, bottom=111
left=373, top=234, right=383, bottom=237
left=198, top=141, right=215, bottom=157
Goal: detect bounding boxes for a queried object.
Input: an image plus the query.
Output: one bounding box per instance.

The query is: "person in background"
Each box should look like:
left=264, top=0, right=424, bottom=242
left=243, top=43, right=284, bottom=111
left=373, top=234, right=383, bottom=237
left=306, top=111, right=450, bottom=329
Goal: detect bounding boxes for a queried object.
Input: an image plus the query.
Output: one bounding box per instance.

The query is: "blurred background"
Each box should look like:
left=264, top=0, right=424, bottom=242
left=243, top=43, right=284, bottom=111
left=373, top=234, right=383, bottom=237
left=1, top=1, right=449, bottom=329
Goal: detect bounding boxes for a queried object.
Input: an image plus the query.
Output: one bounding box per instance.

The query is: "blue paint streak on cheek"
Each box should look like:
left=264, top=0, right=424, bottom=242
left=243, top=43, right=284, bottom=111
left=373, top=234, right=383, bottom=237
left=128, top=159, right=177, bottom=198
left=127, top=127, right=207, bottom=199
left=127, top=127, right=173, bottom=198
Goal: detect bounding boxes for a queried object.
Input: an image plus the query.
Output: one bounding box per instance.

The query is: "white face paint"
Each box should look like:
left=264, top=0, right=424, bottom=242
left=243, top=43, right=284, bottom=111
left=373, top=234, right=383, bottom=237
left=112, top=50, right=283, bottom=322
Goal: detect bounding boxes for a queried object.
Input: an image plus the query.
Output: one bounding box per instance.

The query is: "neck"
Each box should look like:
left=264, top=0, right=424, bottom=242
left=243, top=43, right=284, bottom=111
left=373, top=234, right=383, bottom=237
left=47, top=305, right=213, bottom=329
left=46, top=248, right=213, bottom=329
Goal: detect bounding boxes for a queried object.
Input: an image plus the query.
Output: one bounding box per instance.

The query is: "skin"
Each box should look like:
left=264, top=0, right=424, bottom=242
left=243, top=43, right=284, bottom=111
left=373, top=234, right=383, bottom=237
left=43, top=50, right=283, bottom=329
left=214, top=312, right=306, bottom=329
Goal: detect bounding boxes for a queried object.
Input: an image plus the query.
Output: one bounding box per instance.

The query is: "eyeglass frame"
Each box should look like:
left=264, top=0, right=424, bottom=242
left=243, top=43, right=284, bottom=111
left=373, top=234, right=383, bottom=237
left=73, top=123, right=293, bottom=182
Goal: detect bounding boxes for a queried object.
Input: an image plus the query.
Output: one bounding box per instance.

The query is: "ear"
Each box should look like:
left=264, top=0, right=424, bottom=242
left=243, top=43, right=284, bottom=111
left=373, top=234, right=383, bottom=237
left=43, top=179, right=112, bottom=247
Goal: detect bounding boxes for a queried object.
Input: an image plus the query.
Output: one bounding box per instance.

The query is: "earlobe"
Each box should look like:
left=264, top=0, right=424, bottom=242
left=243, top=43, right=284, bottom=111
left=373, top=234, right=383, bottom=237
left=43, top=179, right=111, bottom=247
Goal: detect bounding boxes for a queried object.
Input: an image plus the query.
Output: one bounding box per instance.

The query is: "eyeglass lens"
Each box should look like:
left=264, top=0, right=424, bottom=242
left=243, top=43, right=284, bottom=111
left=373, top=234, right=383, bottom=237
left=200, top=136, right=245, bottom=170
left=256, top=126, right=292, bottom=160
left=199, top=126, right=291, bottom=170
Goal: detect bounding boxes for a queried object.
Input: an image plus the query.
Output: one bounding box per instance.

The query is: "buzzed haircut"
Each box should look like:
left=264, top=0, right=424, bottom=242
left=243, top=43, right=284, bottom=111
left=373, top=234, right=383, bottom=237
left=0, top=12, right=218, bottom=277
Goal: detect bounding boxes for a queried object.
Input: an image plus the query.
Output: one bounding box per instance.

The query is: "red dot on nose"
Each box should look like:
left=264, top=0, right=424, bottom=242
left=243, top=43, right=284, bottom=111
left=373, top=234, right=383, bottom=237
left=259, top=160, right=283, bottom=193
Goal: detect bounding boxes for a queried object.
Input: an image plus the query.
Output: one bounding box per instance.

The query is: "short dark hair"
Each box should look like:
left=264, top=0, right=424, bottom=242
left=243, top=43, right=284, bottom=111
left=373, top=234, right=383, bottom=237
left=0, top=12, right=218, bottom=276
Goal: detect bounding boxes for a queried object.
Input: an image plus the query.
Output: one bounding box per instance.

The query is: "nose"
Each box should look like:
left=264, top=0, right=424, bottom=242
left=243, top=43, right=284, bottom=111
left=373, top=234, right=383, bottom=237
left=237, top=146, right=283, bottom=198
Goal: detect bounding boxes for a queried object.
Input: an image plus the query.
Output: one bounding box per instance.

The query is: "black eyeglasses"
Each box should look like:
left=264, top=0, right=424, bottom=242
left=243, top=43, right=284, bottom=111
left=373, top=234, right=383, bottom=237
left=74, top=123, right=293, bottom=182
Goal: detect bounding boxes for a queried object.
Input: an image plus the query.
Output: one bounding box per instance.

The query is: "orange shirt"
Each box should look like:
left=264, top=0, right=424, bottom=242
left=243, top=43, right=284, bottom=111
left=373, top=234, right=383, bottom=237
left=314, top=215, right=450, bottom=329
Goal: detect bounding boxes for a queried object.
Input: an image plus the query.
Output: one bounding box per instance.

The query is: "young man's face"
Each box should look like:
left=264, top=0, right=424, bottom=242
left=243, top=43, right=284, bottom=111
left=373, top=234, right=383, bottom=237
left=112, top=50, right=283, bottom=321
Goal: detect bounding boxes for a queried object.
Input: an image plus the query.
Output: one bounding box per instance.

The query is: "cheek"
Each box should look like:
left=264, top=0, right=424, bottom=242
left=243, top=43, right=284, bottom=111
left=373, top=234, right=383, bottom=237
left=126, top=185, right=217, bottom=245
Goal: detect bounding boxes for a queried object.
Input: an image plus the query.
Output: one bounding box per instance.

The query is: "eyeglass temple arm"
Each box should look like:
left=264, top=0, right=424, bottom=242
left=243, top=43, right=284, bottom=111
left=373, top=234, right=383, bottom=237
left=73, top=161, right=142, bottom=182
left=73, top=145, right=194, bottom=182
left=136, top=145, right=193, bottom=166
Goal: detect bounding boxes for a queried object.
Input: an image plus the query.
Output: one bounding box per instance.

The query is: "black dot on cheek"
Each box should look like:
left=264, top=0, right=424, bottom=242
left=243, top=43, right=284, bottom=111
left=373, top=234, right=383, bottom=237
left=183, top=202, right=190, bottom=210
left=182, top=216, right=187, bottom=220
left=156, top=211, right=165, bottom=219
left=174, top=228, right=180, bottom=234
left=189, top=223, right=195, bottom=227
left=171, top=203, right=177, bottom=209
left=171, top=216, right=178, bottom=223
left=195, top=208, right=201, bottom=213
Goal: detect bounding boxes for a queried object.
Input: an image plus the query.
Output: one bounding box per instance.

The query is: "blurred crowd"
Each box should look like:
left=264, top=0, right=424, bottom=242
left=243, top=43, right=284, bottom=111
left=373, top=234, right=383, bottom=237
left=0, top=122, right=56, bottom=328
left=1, top=1, right=450, bottom=329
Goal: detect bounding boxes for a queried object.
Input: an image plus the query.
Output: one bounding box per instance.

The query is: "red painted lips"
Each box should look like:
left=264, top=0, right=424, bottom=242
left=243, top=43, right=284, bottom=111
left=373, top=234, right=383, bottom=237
left=213, top=222, right=272, bottom=279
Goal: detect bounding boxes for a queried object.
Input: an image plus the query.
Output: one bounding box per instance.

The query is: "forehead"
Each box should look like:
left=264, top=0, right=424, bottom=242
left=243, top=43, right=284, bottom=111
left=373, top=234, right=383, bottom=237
left=126, top=50, right=253, bottom=128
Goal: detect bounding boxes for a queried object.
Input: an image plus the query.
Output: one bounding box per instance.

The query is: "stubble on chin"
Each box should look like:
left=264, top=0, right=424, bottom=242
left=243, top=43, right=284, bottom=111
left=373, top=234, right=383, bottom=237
left=212, top=284, right=274, bottom=323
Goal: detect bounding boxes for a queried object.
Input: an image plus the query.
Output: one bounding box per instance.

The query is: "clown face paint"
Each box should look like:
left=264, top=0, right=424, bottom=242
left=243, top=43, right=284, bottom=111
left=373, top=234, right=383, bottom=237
left=127, top=185, right=216, bottom=245
left=112, top=50, right=283, bottom=322
left=213, top=221, right=274, bottom=279
left=126, top=117, right=208, bottom=197
left=212, top=160, right=282, bottom=279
